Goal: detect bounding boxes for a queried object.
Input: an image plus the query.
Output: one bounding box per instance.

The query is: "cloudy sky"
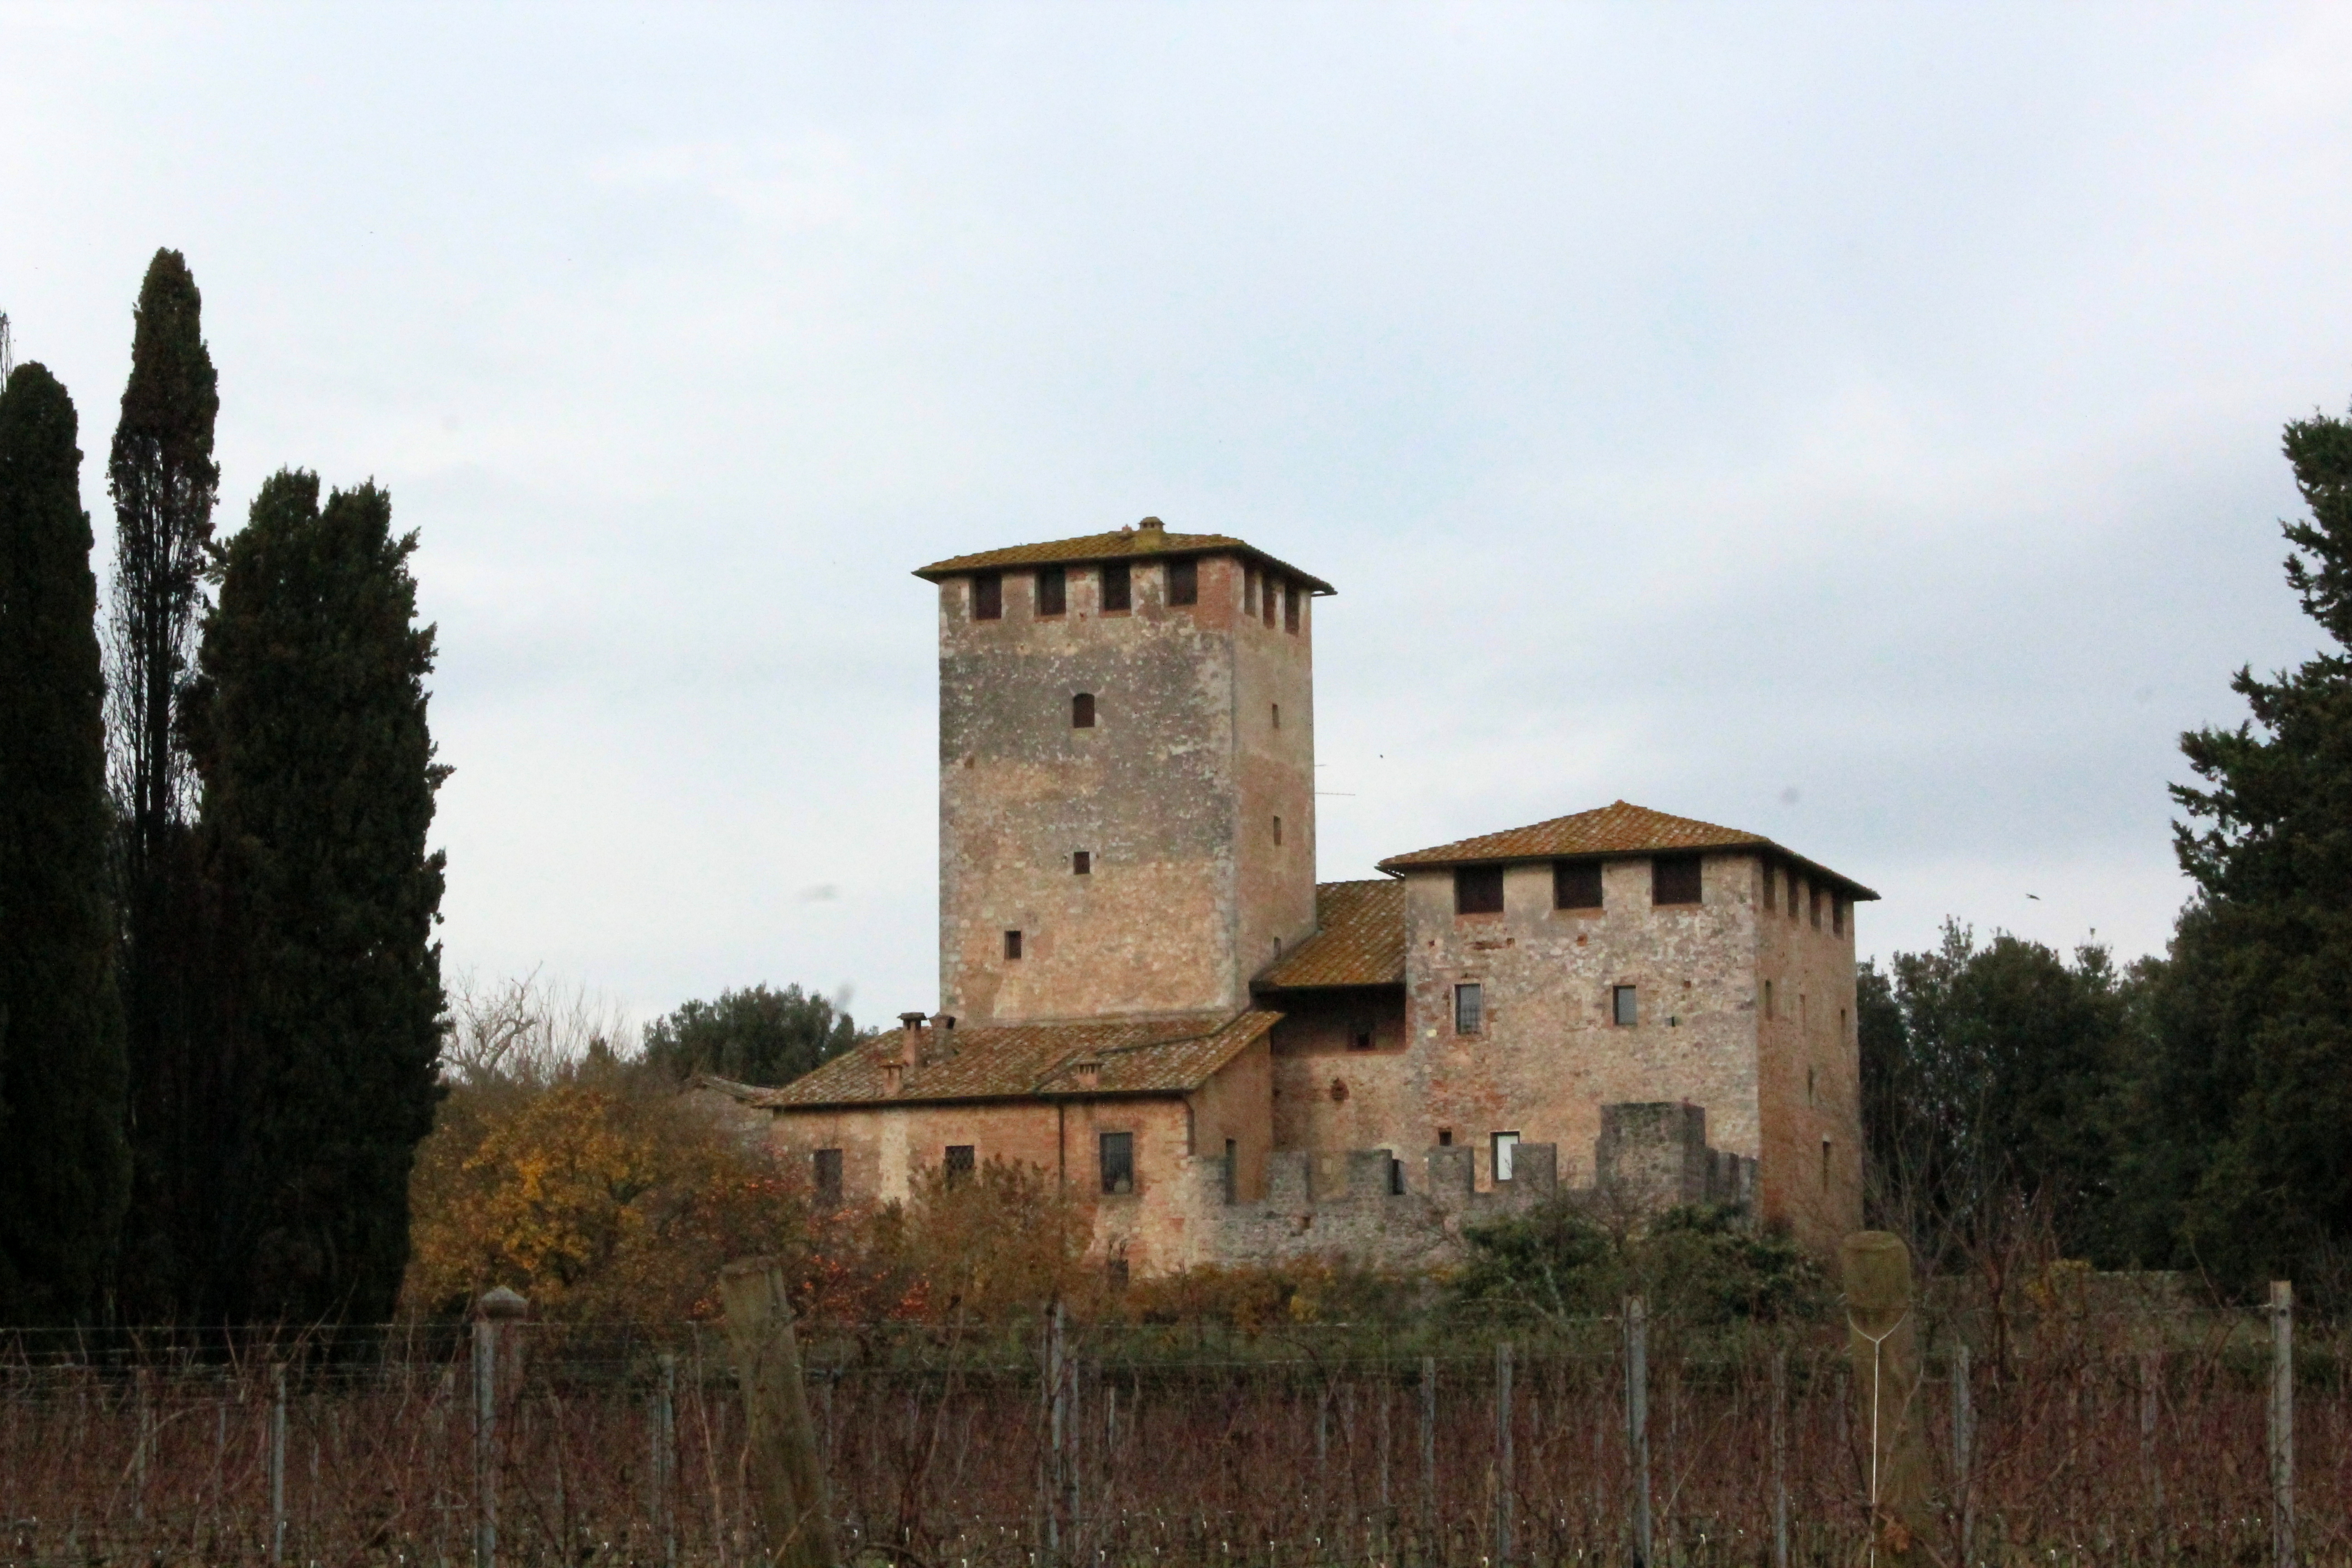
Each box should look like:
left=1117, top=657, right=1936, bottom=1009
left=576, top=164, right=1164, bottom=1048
left=5, top=4, right=2347, bottom=1029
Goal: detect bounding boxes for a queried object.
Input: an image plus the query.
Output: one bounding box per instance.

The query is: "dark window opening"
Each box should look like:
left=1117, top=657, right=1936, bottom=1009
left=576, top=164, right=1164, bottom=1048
left=1438, top=1128, right=1453, bottom=1147
left=1350, top=1023, right=1374, bottom=1051
left=1004, top=929, right=1024, bottom=960
left=1764, top=979, right=1775, bottom=1020
left=1652, top=853, right=1703, bottom=906
left=1072, top=691, right=1095, bottom=728
left=1073, top=850, right=1091, bottom=875
left=1553, top=860, right=1603, bottom=911
left=972, top=573, right=1002, bottom=621
left=813, top=1148, right=843, bottom=1208
left=1284, top=583, right=1300, bottom=632
left=1271, top=702, right=1280, bottom=729
left=1821, top=1137, right=1833, bottom=1192
left=1612, top=985, right=1638, bottom=1027
left=944, top=1145, right=975, bottom=1186
left=1272, top=814, right=1283, bottom=846
left=1809, top=887, right=1823, bottom=929
left=1455, top=865, right=1505, bottom=916
left=1244, top=569, right=1258, bottom=615
left=1389, top=1158, right=1406, bottom=1195
left=1100, top=1131, right=1135, bottom=1196
left=1100, top=562, right=1131, bottom=612
left=1454, top=982, right=1484, bottom=1035
left=1036, top=566, right=1067, bottom=617
left=1168, top=558, right=1198, bottom=605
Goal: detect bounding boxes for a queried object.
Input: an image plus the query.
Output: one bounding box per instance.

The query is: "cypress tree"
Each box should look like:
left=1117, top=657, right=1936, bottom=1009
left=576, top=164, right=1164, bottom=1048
left=186, top=471, right=447, bottom=1323
left=0, top=363, right=132, bottom=1322
left=105, top=250, right=222, bottom=1318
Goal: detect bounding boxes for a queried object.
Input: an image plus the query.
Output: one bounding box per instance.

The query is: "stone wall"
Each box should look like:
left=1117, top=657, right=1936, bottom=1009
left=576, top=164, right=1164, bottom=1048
left=1171, top=1102, right=1757, bottom=1272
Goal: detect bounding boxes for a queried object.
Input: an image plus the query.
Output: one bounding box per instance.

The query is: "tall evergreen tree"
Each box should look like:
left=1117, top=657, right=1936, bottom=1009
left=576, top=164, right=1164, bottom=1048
left=0, top=363, right=132, bottom=1322
left=104, top=250, right=222, bottom=1317
left=186, top=471, right=447, bottom=1322
left=643, top=983, right=858, bottom=1086
left=2137, top=406, right=2352, bottom=1293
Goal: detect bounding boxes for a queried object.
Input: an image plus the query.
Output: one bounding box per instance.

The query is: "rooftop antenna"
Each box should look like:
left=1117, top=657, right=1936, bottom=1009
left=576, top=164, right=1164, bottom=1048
left=0, top=313, right=13, bottom=382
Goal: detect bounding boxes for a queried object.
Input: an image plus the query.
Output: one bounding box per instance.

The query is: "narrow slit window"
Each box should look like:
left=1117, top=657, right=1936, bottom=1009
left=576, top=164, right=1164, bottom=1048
left=1553, top=860, right=1603, bottom=910
left=1072, top=691, right=1095, bottom=728
left=1454, top=865, right=1504, bottom=916
left=813, top=1148, right=843, bottom=1208
left=1764, top=979, right=1774, bottom=1020
left=1821, top=1137, right=1833, bottom=1192
left=944, top=1145, right=975, bottom=1186
left=972, top=573, right=1002, bottom=621
left=1272, top=814, right=1283, bottom=845
left=1073, top=850, right=1091, bottom=875
left=1100, top=562, right=1131, bottom=612
left=1454, top=982, right=1484, bottom=1035
left=1036, top=566, right=1066, bottom=617
left=1168, top=558, right=1198, bottom=606
left=1100, top=1131, right=1135, bottom=1195
left=1271, top=702, right=1280, bottom=729
left=1652, top=853, right=1703, bottom=906
left=1612, top=985, right=1638, bottom=1027
left=1283, top=583, right=1300, bottom=632
left=1004, top=929, right=1023, bottom=960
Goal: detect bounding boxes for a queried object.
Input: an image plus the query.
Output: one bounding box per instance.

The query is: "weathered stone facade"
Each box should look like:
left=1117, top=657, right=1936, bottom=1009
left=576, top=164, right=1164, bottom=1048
left=730, top=519, right=1874, bottom=1272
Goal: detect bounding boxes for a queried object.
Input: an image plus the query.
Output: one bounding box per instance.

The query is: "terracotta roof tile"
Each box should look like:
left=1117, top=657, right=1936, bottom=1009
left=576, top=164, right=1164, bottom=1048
left=739, top=1010, right=1281, bottom=1110
left=913, top=524, right=1335, bottom=596
left=1377, top=800, right=1878, bottom=899
left=1255, top=880, right=1406, bottom=990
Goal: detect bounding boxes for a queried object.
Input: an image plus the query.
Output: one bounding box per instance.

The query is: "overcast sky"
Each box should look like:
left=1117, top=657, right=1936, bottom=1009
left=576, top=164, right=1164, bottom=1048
left=5, top=4, right=2347, bottom=1030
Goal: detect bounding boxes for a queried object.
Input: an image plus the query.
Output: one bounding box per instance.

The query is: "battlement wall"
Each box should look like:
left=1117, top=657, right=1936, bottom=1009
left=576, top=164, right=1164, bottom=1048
left=1171, top=1102, right=1755, bottom=1271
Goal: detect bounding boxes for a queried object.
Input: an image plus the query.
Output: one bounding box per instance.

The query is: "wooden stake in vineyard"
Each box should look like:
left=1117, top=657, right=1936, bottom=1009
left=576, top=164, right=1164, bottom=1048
left=719, top=1257, right=838, bottom=1568
left=1841, top=1233, right=1936, bottom=1561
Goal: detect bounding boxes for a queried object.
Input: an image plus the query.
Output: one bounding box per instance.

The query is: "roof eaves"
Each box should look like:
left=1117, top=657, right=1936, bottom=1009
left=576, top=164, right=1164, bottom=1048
left=913, top=532, right=1335, bottom=596
left=1375, top=840, right=1879, bottom=902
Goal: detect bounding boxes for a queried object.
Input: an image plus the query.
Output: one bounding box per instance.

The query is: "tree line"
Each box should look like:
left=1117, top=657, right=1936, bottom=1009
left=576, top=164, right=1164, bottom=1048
left=0, top=250, right=445, bottom=1326
left=1863, top=402, right=2352, bottom=1304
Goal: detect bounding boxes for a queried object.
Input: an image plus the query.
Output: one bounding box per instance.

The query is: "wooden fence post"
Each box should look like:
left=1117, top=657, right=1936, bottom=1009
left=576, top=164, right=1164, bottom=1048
left=473, top=1286, right=527, bottom=1568
left=2270, top=1281, right=2293, bottom=1568
left=269, top=1364, right=288, bottom=1568
left=1626, top=1297, right=1651, bottom=1568
left=1769, top=1348, right=1788, bottom=1568
left=718, top=1258, right=838, bottom=1568
left=1493, top=1341, right=1514, bottom=1568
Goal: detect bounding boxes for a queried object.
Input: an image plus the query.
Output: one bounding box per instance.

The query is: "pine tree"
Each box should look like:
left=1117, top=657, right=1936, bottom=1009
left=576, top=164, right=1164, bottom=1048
left=105, top=250, right=223, bottom=1318
left=2144, top=406, right=2352, bottom=1292
left=186, top=471, right=447, bottom=1322
left=0, top=363, right=132, bottom=1323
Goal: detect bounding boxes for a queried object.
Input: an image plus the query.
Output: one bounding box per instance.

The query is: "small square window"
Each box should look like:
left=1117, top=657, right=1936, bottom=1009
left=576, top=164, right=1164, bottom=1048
left=1073, top=850, right=1091, bottom=875
left=1168, top=558, right=1198, bottom=606
left=1612, top=985, right=1638, bottom=1027
left=1455, top=865, right=1504, bottom=915
left=1037, top=566, right=1067, bottom=617
left=972, top=573, right=1002, bottom=620
left=1072, top=691, right=1095, bottom=728
left=1100, top=1131, right=1135, bottom=1195
left=1454, top=982, right=1484, bottom=1035
left=813, top=1147, right=843, bottom=1208
left=1553, top=860, right=1603, bottom=911
left=1004, top=929, right=1024, bottom=960
left=1438, top=1128, right=1453, bottom=1146
left=944, top=1145, right=975, bottom=1186
left=1100, top=562, right=1131, bottom=612
left=1283, top=584, right=1300, bottom=633
left=1652, top=854, right=1703, bottom=906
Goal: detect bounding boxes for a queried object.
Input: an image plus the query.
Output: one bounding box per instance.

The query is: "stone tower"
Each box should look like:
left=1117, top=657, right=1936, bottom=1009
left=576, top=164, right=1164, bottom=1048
left=916, top=519, right=1329, bottom=1025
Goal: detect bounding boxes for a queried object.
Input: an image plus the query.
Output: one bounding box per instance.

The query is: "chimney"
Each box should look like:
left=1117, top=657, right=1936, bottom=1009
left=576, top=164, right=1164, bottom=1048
left=897, top=1010, right=927, bottom=1067
left=1074, top=1059, right=1102, bottom=1092
left=881, top=1059, right=905, bottom=1096
left=1137, top=516, right=1164, bottom=532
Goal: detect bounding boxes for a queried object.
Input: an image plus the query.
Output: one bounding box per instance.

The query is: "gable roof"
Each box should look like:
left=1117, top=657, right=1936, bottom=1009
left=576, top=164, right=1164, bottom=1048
left=1256, top=880, right=1407, bottom=990
left=914, top=522, right=1335, bottom=596
left=724, top=1009, right=1282, bottom=1112
left=1377, top=800, right=1878, bottom=899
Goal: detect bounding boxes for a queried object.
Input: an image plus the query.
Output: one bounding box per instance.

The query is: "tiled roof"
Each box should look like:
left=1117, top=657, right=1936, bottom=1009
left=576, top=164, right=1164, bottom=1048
left=913, top=523, right=1335, bottom=596
left=731, top=1010, right=1282, bottom=1110
left=1255, top=880, right=1406, bottom=990
left=1377, top=800, right=1879, bottom=899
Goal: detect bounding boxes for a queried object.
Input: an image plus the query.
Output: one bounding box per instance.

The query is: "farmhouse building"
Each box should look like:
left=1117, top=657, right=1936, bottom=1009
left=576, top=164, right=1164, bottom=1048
left=729, top=519, right=1873, bottom=1271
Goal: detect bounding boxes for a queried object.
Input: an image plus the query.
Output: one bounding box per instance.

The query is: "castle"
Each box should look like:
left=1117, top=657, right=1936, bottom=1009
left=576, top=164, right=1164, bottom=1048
left=725, top=519, right=1870, bottom=1271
